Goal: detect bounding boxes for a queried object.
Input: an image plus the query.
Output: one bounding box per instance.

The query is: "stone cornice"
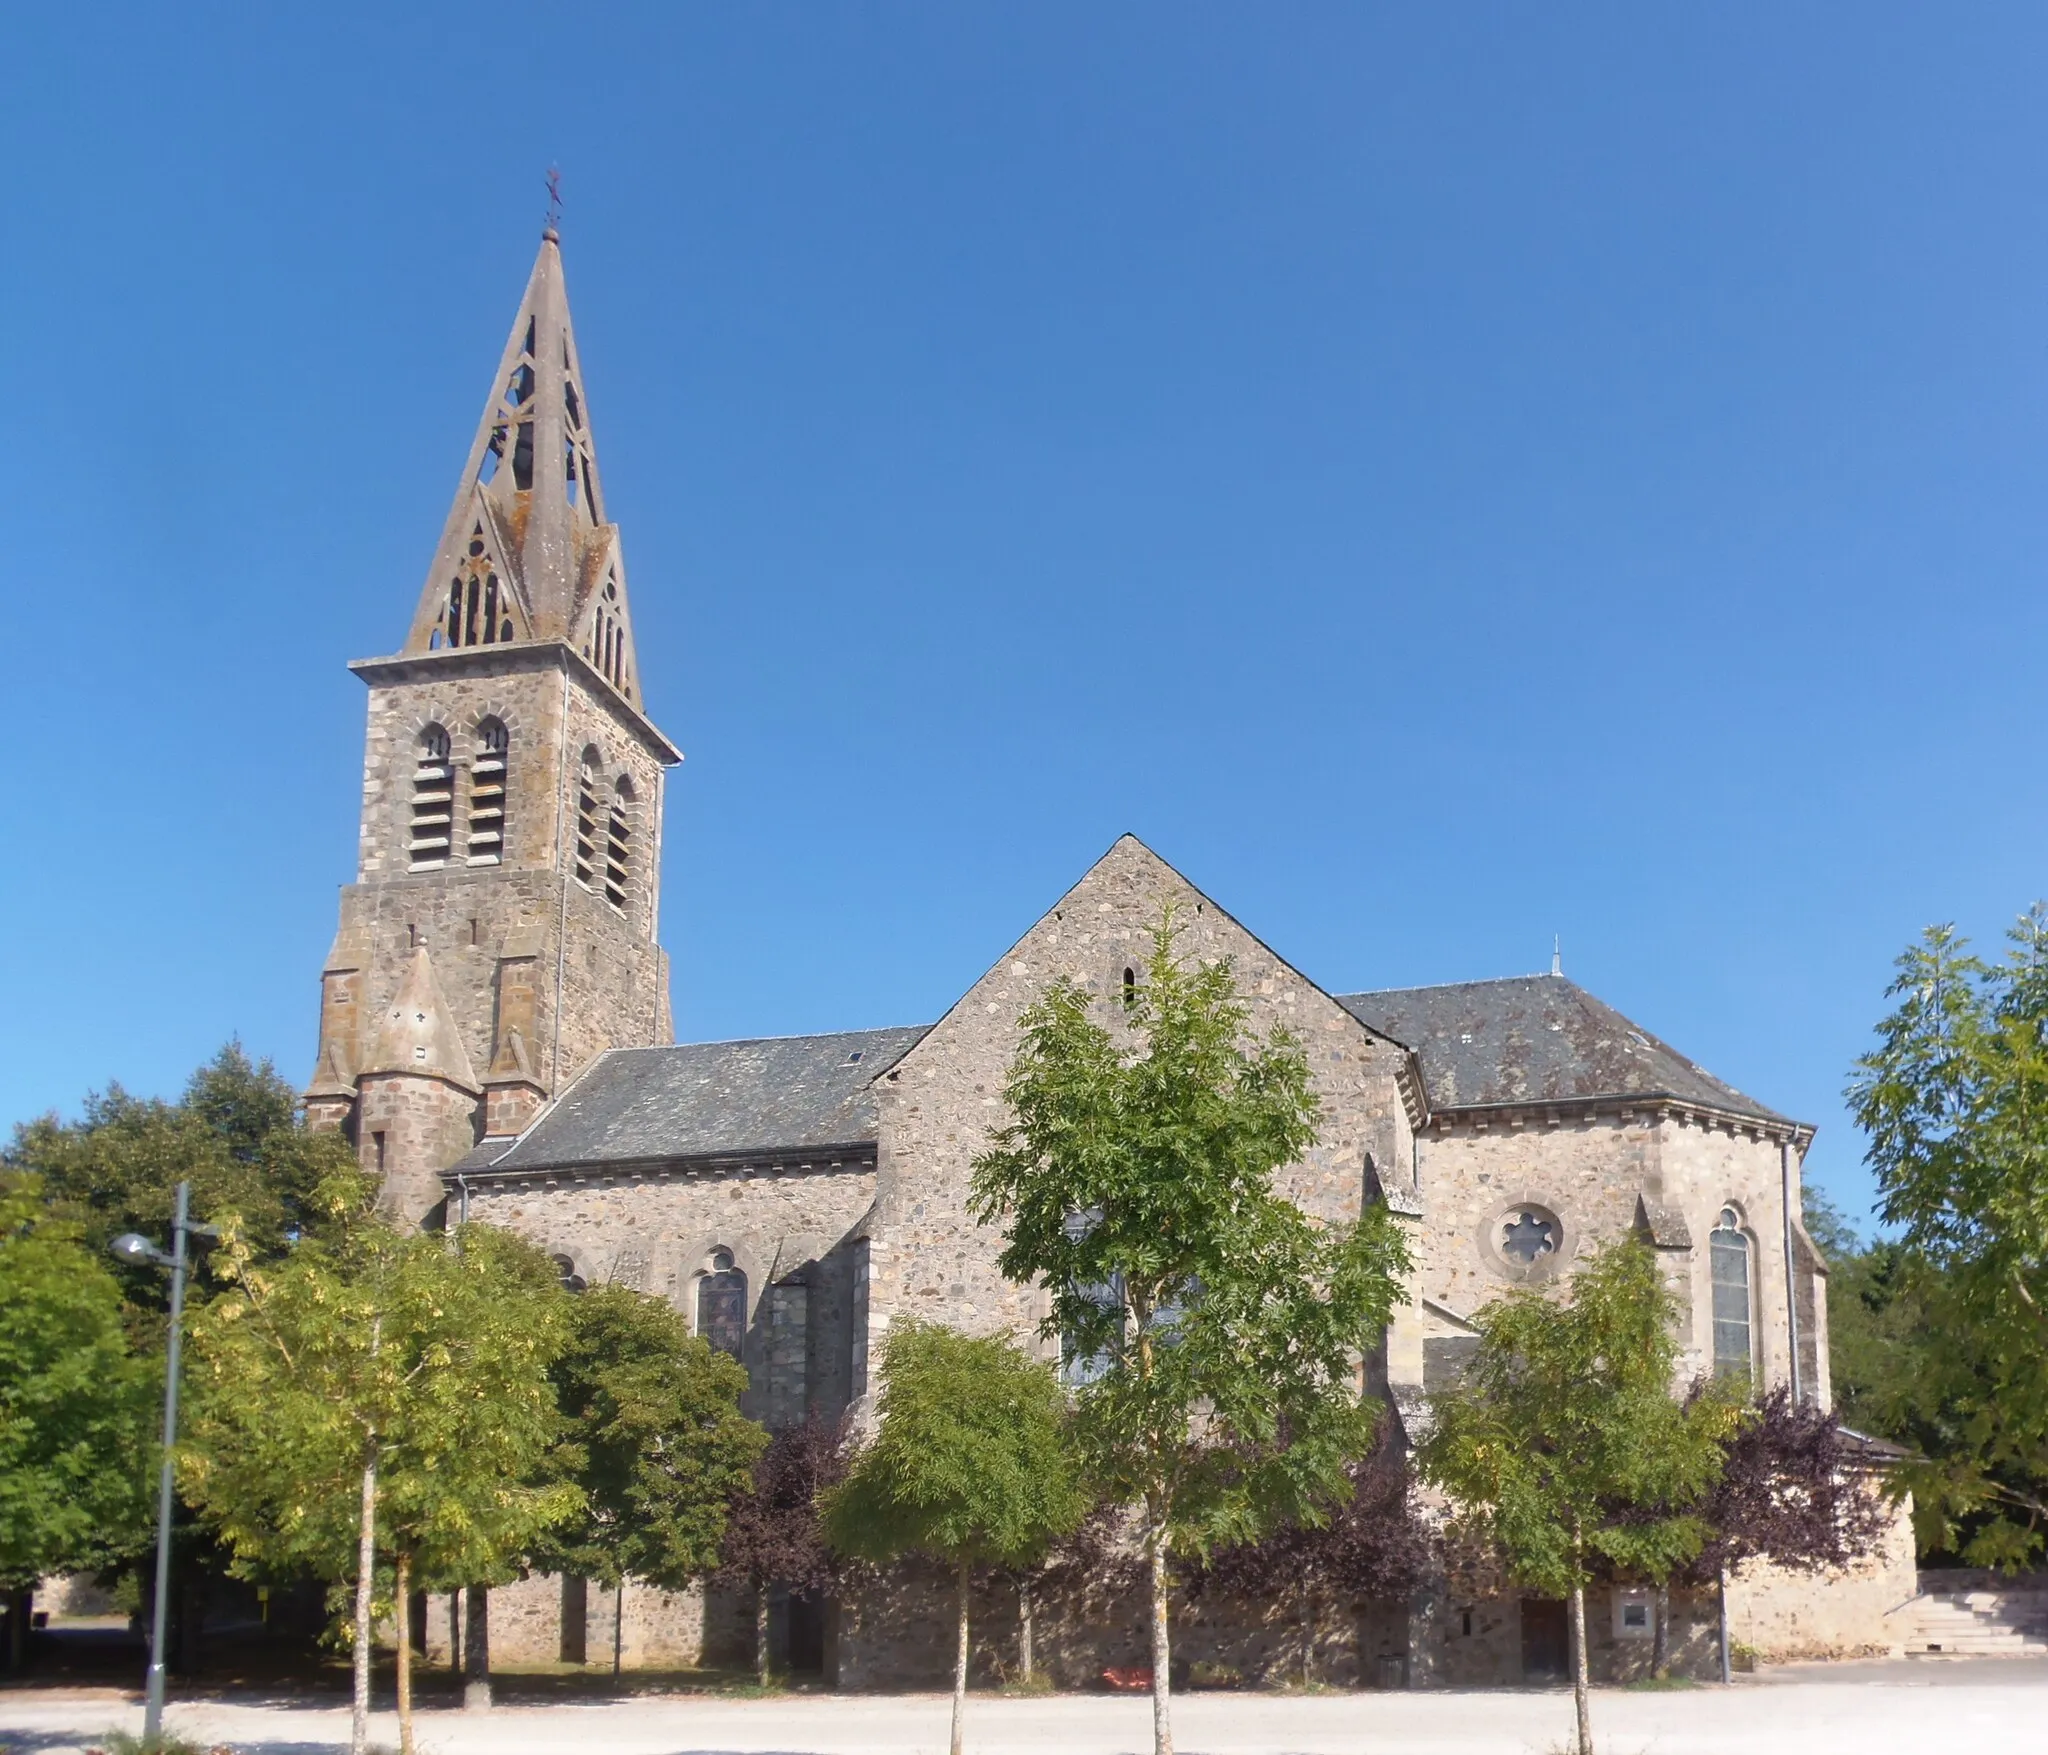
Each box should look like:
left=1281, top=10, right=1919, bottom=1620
left=1428, top=1092, right=1814, bottom=1147
left=349, top=640, right=683, bottom=765
left=446, top=1141, right=878, bottom=1191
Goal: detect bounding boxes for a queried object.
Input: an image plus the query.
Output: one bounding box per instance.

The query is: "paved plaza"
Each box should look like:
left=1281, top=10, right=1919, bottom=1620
left=4, top=1661, right=2047, bottom=1755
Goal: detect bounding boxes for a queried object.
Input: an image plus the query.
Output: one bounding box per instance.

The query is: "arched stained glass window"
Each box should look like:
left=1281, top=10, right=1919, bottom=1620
left=1710, top=1206, right=1753, bottom=1381
left=697, top=1249, right=747, bottom=1361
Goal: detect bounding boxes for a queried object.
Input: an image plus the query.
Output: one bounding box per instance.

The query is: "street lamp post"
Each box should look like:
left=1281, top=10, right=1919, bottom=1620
left=111, top=1181, right=217, bottom=1745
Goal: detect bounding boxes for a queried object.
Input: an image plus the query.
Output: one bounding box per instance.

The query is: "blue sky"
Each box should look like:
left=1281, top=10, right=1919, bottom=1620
left=4, top=6, right=2045, bottom=1231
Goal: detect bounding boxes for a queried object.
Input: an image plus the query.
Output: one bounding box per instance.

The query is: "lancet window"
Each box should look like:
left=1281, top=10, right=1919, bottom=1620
left=604, top=778, right=633, bottom=911
left=467, top=719, right=508, bottom=864
left=697, top=1250, right=747, bottom=1361
left=408, top=726, right=453, bottom=871
left=433, top=526, right=517, bottom=649
left=1710, top=1206, right=1754, bottom=1381
left=572, top=755, right=600, bottom=890
left=584, top=571, right=630, bottom=697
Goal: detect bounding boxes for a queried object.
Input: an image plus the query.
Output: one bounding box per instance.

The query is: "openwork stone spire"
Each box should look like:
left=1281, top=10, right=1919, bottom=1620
left=403, top=229, right=643, bottom=707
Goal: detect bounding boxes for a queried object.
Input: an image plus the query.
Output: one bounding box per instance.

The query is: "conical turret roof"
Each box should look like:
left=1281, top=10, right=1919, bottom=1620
left=362, top=947, right=482, bottom=1093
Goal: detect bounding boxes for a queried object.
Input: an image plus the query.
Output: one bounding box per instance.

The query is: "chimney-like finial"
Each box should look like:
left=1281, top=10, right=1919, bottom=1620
left=1551, top=934, right=1563, bottom=977
left=543, top=165, right=563, bottom=240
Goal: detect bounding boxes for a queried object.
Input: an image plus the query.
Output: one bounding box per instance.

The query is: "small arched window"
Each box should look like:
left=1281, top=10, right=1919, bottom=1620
left=572, top=754, right=599, bottom=889
left=551, top=1253, right=586, bottom=1294
left=1122, top=966, right=1138, bottom=1010
left=604, top=777, right=634, bottom=910
left=1710, top=1206, right=1754, bottom=1381
left=467, top=719, right=508, bottom=864
left=697, top=1249, right=746, bottom=1361
left=408, top=726, right=453, bottom=871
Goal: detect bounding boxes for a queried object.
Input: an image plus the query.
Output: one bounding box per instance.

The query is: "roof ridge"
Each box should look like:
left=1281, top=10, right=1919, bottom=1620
left=1339, top=973, right=1564, bottom=999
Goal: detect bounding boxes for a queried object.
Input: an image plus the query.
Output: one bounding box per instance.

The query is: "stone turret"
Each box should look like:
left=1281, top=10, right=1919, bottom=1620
left=355, top=947, right=483, bottom=1224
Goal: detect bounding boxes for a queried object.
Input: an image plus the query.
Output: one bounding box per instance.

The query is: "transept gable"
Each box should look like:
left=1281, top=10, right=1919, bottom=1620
left=875, top=833, right=1428, bottom=1216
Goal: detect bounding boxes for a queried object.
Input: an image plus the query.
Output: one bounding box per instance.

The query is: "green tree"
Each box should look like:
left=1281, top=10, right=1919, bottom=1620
left=183, top=1175, right=574, bottom=1755
left=823, top=1323, right=1084, bottom=1755
left=1417, top=1238, right=1739, bottom=1755
left=0, top=1172, right=156, bottom=1662
left=533, top=1282, right=764, bottom=1655
left=968, top=911, right=1410, bottom=1755
left=1846, top=909, right=2048, bottom=1567
left=8, top=1044, right=352, bottom=1305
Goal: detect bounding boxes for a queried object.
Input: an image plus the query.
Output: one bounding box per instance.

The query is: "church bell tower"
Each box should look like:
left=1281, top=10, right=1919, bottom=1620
left=306, top=227, right=679, bottom=1222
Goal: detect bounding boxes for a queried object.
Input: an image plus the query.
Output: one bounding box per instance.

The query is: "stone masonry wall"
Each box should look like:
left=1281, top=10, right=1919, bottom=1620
left=314, top=645, right=673, bottom=1166
left=467, top=1158, right=877, bottom=1429
left=1407, top=1113, right=1824, bottom=1397
left=863, top=835, right=1422, bottom=1376
left=1727, top=1482, right=1918, bottom=1662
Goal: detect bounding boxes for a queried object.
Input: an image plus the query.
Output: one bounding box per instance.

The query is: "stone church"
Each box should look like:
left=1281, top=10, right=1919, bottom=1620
left=307, top=229, right=1914, bottom=1685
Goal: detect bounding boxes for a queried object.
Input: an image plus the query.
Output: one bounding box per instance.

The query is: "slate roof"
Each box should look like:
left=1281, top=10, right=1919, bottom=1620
left=471, top=1025, right=930, bottom=1173
left=1337, top=974, right=1795, bottom=1127
left=446, top=974, right=1795, bottom=1182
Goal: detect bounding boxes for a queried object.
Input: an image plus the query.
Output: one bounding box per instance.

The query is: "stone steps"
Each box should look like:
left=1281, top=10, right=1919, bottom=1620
left=1894, top=1588, right=2048, bottom=1658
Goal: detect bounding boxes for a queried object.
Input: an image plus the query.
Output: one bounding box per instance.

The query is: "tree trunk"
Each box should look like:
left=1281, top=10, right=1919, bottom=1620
left=1018, top=1573, right=1034, bottom=1685
left=1651, top=1583, right=1670, bottom=1681
left=1299, top=1582, right=1314, bottom=1688
left=1718, top=1566, right=1732, bottom=1684
left=755, top=1576, right=771, bottom=1685
left=5, top=1588, right=28, bottom=1672
left=462, top=1583, right=492, bottom=1711
left=1568, top=1581, right=1593, bottom=1755
left=351, top=1442, right=378, bottom=1755
left=614, top=1579, right=625, bottom=1679
left=951, top=1558, right=970, bottom=1755
left=394, top=1551, right=415, bottom=1755
left=1148, top=1508, right=1174, bottom=1755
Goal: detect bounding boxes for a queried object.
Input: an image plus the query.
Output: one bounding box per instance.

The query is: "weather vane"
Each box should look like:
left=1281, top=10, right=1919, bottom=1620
left=545, top=165, right=563, bottom=235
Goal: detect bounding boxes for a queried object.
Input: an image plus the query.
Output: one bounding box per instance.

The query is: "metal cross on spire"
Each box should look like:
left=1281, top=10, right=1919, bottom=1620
left=545, top=165, right=563, bottom=237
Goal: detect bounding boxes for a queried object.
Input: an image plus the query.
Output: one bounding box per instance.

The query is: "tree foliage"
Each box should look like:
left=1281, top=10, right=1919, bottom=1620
left=183, top=1174, right=574, bottom=1753
left=1844, top=909, right=2048, bottom=1568
left=715, top=1415, right=847, bottom=1682
left=825, top=1322, right=1083, bottom=1570
left=1189, top=1417, right=1430, bottom=1607
left=1418, top=1238, right=1738, bottom=1755
left=1682, top=1386, right=1891, bottom=1583
left=7, top=1044, right=352, bottom=1308
left=1186, top=1417, right=1430, bottom=1684
left=969, top=909, right=1409, bottom=1755
left=0, top=1172, right=156, bottom=1592
left=824, top=1322, right=1084, bottom=1755
left=537, top=1281, right=764, bottom=1592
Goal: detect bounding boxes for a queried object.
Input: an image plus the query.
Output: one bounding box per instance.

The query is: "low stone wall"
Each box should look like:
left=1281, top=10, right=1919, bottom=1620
left=1726, top=1490, right=1918, bottom=1663
left=834, top=1559, right=1411, bottom=1692
left=420, top=1573, right=707, bottom=1670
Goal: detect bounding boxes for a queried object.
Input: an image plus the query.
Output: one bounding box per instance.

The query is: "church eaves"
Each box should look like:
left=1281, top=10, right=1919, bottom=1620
left=402, top=229, right=644, bottom=708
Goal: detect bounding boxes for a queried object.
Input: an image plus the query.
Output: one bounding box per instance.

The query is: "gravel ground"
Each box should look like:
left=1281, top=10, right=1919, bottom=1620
left=4, top=1661, right=2045, bottom=1755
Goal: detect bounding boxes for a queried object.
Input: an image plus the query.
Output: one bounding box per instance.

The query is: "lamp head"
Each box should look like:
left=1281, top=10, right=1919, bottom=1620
left=110, top=1232, right=166, bottom=1268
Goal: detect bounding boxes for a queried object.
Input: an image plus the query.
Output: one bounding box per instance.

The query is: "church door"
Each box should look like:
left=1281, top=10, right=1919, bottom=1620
left=1520, top=1598, right=1569, bottom=1681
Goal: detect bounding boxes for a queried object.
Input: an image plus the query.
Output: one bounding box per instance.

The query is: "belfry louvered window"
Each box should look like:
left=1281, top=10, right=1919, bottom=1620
left=604, top=778, right=633, bottom=910
left=408, top=727, right=454, bottom=870
left=468, top=719, right=508, bottom=864
left=572, top=758, right=599, bottom=889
